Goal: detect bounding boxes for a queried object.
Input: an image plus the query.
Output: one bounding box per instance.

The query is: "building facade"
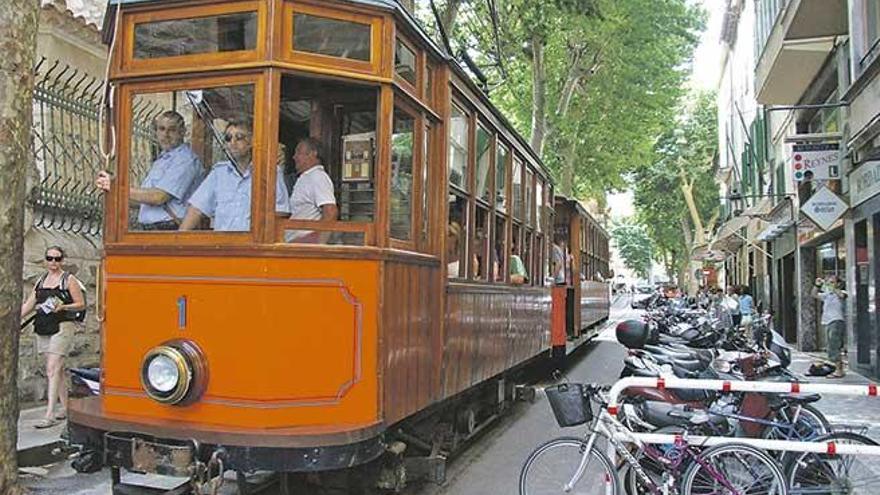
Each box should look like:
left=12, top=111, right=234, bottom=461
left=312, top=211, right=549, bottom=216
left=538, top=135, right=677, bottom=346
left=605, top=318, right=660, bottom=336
left=716, top=0, right=880, bottom=379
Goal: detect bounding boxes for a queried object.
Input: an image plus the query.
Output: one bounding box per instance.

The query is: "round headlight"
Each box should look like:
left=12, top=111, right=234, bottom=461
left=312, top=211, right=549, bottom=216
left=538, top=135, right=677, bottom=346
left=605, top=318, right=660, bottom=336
left=141, top=340, right=208, bottom=406
left=146, top=354, right=179, bottom=393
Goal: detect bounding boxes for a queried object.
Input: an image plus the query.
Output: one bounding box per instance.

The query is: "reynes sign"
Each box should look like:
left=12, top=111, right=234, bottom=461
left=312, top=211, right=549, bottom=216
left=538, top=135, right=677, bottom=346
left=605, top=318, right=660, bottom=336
left=791, top=143, right=840, bottom=181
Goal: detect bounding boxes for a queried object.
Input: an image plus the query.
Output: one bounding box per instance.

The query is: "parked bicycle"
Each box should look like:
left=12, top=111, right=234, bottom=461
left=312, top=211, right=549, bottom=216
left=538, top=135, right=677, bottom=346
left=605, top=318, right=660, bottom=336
left=519, top=383, right=788, bottom=495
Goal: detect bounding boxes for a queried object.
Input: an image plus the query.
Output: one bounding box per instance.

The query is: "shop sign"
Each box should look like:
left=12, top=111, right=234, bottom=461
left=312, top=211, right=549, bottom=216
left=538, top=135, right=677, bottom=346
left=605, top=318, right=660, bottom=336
left=850, top=160, right=880, bottom=207
left=801, top=186, right=848, bottom=230
left=791, top=143, right=841, bottom=181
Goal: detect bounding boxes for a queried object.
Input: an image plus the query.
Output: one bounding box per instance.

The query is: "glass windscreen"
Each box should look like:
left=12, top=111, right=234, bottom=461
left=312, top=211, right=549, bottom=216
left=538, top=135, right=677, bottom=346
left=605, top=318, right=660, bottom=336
left=127, top=84, right=257, bottom=233
left=134, top=12, right=257, bottom=59
left=293, top=13, right=371, bottom=61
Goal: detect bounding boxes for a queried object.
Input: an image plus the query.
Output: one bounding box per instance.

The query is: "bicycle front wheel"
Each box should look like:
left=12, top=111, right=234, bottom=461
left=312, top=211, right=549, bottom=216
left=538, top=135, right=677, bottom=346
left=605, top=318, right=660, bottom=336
left=519, top=436, right=620, bottom=495
left=681, top=443, right=787, bottom=495
left=785, top=431, right=880, bottom=495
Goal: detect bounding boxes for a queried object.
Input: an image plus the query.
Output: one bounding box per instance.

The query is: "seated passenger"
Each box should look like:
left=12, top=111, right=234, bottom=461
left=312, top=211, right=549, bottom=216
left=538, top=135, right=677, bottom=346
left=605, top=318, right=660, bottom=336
left=95, top=111, right=203, bottom=230
left=285, top=137, right=338, bottom=243
left=510, top=243, right=528, bottom=285
left=179, top=119, right=290, bottom=231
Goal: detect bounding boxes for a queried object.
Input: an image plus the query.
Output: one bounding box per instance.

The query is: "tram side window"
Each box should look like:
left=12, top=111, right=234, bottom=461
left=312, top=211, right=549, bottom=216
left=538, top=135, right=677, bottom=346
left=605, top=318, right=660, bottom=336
left=493, top=213, right=508, bottom=282
left=293, top=14, right=371, bottom=61
left=449, top=105, right=469, bottom=191
left=395, top=38, right=417, bottom=86
left=127, top=84, right=262, bottom=233
left=134, top=12, right=257, bottom=59
left=512, top=158, right=523, bottom=220
left=473, top=206, right=492, bottom=280
left=447, top=194, right=467, bottom=279
left=391, top=108, right=415, bottom=241
left=510, top=223, right=527, bottom=285
left=277, top=75, right=378, bottom=245
left=475, top=125, right=492, bottom=203
left=495, top=143, right=508, bottom=212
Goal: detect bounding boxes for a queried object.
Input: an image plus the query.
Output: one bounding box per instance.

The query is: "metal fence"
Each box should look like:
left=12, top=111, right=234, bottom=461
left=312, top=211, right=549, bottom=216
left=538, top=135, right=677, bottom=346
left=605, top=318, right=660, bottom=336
left=30, top=57, right=161, bottom=235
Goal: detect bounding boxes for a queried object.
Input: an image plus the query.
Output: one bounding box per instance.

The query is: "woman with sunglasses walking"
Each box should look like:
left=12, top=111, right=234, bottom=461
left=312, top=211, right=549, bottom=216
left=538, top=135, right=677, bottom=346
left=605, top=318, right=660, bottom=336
left=20, top=246, right=86, bottom=428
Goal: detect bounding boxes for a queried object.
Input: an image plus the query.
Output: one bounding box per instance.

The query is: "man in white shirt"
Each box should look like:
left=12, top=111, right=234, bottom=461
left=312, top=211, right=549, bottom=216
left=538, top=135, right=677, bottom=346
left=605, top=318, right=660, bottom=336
left=812, top=275, right=848, bottom=377
left=286, top=137, right=338, bottom=243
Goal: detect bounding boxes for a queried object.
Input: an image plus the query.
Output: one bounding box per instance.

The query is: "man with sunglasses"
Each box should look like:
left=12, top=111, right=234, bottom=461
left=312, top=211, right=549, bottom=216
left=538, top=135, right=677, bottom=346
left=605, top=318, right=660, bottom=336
left=180, top=119, right=290, bottom=231
left=95, top=111, right=203, bottom=230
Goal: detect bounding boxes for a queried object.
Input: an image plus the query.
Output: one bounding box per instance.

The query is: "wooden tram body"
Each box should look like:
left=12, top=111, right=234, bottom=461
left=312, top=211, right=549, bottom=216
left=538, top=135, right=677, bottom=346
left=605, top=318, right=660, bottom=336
left=67, top=0, right=610, bottom=485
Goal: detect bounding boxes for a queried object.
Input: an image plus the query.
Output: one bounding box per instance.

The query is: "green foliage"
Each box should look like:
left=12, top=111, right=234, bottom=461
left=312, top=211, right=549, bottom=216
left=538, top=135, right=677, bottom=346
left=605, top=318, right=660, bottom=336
left=633, top=91, right=719, bottom=279
left=611, top=218, right=653, bottom=279
left=431, top=0, right=705, bottom=200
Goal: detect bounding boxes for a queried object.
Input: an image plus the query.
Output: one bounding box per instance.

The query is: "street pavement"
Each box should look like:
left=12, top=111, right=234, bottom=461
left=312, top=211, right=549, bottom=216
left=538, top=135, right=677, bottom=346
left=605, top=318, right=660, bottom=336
left=18, top=294, right=880, bottom=493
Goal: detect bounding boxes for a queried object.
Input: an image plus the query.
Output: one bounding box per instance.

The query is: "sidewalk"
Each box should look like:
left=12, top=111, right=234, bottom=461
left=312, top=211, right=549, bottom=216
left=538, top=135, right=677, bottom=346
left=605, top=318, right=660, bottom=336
left=788, top=350, right=880, bottom=440
left=17, top=405, right=66, bottom=468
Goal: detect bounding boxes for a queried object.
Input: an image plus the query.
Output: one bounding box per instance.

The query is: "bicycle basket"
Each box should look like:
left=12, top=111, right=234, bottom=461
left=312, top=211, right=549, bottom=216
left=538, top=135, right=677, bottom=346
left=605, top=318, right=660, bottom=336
left=545, top=383, right=592, bottom=427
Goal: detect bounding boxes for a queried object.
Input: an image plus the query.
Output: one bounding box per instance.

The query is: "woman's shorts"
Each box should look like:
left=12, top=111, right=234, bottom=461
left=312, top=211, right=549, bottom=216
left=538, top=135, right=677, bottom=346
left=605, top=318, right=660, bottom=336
left=36, top=321, right=75, bottom=356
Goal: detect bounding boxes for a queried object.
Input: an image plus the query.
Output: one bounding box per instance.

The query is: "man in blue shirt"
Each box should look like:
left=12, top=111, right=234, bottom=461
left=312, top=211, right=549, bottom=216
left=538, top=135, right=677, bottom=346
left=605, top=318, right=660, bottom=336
left=95, top=111, right=203, bottom=230
left=180, top=119, right=290, bottom=231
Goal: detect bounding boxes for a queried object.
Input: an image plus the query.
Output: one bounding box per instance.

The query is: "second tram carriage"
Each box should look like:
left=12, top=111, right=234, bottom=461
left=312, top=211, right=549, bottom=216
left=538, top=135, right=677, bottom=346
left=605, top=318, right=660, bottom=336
left=67, top=0, right=610, bottom=490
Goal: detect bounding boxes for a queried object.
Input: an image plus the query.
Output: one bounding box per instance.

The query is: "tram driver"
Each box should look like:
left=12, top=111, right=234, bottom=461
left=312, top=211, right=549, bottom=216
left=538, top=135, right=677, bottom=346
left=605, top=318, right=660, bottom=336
left=95, top=111, right=203, bottom=230
left=179, top=119, right=291, bottom=231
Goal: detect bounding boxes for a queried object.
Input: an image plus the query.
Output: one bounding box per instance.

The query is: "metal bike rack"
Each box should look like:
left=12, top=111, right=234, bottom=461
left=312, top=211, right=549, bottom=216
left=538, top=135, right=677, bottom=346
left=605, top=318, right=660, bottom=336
left=603, top=376, right=880, bottom=456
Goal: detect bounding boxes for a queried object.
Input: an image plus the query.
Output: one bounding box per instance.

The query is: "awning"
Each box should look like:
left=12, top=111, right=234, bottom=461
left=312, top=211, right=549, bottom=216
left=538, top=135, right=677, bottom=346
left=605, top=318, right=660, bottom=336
left=690, top=244, right=727, bottom=262
left=710, top=198, right=773, bottom=255
left=756, top=220, right=795, bottom=242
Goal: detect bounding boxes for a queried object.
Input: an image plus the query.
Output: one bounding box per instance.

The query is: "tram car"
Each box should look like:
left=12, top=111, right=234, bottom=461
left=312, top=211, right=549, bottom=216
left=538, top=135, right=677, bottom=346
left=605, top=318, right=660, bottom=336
left=67, top=0, right=610, bottom=491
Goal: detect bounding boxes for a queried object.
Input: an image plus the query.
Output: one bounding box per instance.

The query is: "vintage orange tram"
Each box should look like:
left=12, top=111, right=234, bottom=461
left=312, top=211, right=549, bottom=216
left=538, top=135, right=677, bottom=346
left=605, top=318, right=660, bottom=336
left=68, top=0, right=610, bottom=491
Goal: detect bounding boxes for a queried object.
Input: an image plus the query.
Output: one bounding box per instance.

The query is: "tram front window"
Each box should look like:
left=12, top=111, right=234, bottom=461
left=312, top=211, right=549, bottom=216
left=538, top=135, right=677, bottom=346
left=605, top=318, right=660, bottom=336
left=277, top=75, right=378, bottom=245
left=134, top=12, right=257, bottom=59
left=127, top=84, right=280, bottom=233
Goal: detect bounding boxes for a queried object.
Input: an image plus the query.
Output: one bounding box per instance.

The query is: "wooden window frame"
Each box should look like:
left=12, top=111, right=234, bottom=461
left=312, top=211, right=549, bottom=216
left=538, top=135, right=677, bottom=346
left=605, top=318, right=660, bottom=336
left=393, top=34, right=421, bottom=95
left=474, top=122, right=494, bottom=209
left=281, top=2, right=385, bottom=77
left=448, top=100, right=471, bottom=195
left=389, top=98, right=421, bottom=249
left=121, top=0, right=267, bottom=75
left=266, top=69, right=383, bottom=247
left=114, top=72, right=266, bottom=246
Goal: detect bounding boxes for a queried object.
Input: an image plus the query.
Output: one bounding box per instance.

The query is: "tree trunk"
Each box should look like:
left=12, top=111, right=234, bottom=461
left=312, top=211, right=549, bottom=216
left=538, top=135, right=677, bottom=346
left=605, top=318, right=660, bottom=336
left=560, top=138, right=576, bottom=198
left=441, top=0, right=464, bottom=35
left=529, top=35, right=547, bottom=156
left=0, top=2, right=39, bottom=494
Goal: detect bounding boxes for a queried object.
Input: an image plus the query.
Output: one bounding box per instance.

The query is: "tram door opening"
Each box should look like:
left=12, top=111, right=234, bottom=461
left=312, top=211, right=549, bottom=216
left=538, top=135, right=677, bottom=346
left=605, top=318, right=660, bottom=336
left=278, top=75, right=378, bottom=231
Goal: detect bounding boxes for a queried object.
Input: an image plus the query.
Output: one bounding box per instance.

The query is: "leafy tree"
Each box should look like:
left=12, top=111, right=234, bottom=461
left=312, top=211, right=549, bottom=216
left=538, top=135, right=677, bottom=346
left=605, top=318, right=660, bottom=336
left=633, top=91, right=719, bottom=291
left=611, top=218, right=653, bottom=279
left=0, top=1, right=39, bottom=493
left=417, top=0, right=705, bottom=201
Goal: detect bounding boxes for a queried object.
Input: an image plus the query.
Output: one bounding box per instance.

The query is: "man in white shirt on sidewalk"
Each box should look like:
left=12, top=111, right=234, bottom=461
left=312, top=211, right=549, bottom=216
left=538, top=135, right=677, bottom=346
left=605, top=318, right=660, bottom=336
left=812, top=275, right=848, bottom=378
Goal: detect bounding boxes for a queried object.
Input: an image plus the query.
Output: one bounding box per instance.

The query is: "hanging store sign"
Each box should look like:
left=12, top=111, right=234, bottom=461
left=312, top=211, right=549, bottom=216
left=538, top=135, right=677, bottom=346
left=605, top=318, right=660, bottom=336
left=801, top=186, right=848, bottom=231
left=850, top=160, right=880, bottom=207
left=791, top=142, right=841, bottom=181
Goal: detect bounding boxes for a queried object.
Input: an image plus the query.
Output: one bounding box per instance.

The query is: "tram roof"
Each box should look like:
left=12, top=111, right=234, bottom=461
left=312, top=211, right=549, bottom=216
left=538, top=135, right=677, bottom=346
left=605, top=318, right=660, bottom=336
left=104, top=0, right=551, bottom=182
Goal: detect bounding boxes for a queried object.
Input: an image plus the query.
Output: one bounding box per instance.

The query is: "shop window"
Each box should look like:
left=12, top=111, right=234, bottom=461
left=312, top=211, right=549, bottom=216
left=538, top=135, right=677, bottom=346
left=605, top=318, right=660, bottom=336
left=447, top=193, right=467, bottom=278
left=127, top=84, right=255, bottom=233
left=391, top=108, right=415, bottom=241
left=449, top=104, right=469, bottom=191
left=395, top=38, right=417, bottom=86
left=475, top=125, right=492, bottom=203
left=293, top=13, right=371, bottom=61
left=134, top=12, right=257, bottom=59
left=277, top=75, right=377, bottom=244
left=495, top=143, right=508, bottom=212
left=512, top=158, right=523, bottom=220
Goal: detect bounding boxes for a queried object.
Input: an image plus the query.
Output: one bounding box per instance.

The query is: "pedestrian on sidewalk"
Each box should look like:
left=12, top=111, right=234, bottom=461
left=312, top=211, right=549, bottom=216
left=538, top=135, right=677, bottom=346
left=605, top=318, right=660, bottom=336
left=811, top=275, right=847, bottom=378
left=723, top=285, right=741, bottom=326
left=738, top=285, right=754, bottom=333
left=20, top=246, right=86, bottom=428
